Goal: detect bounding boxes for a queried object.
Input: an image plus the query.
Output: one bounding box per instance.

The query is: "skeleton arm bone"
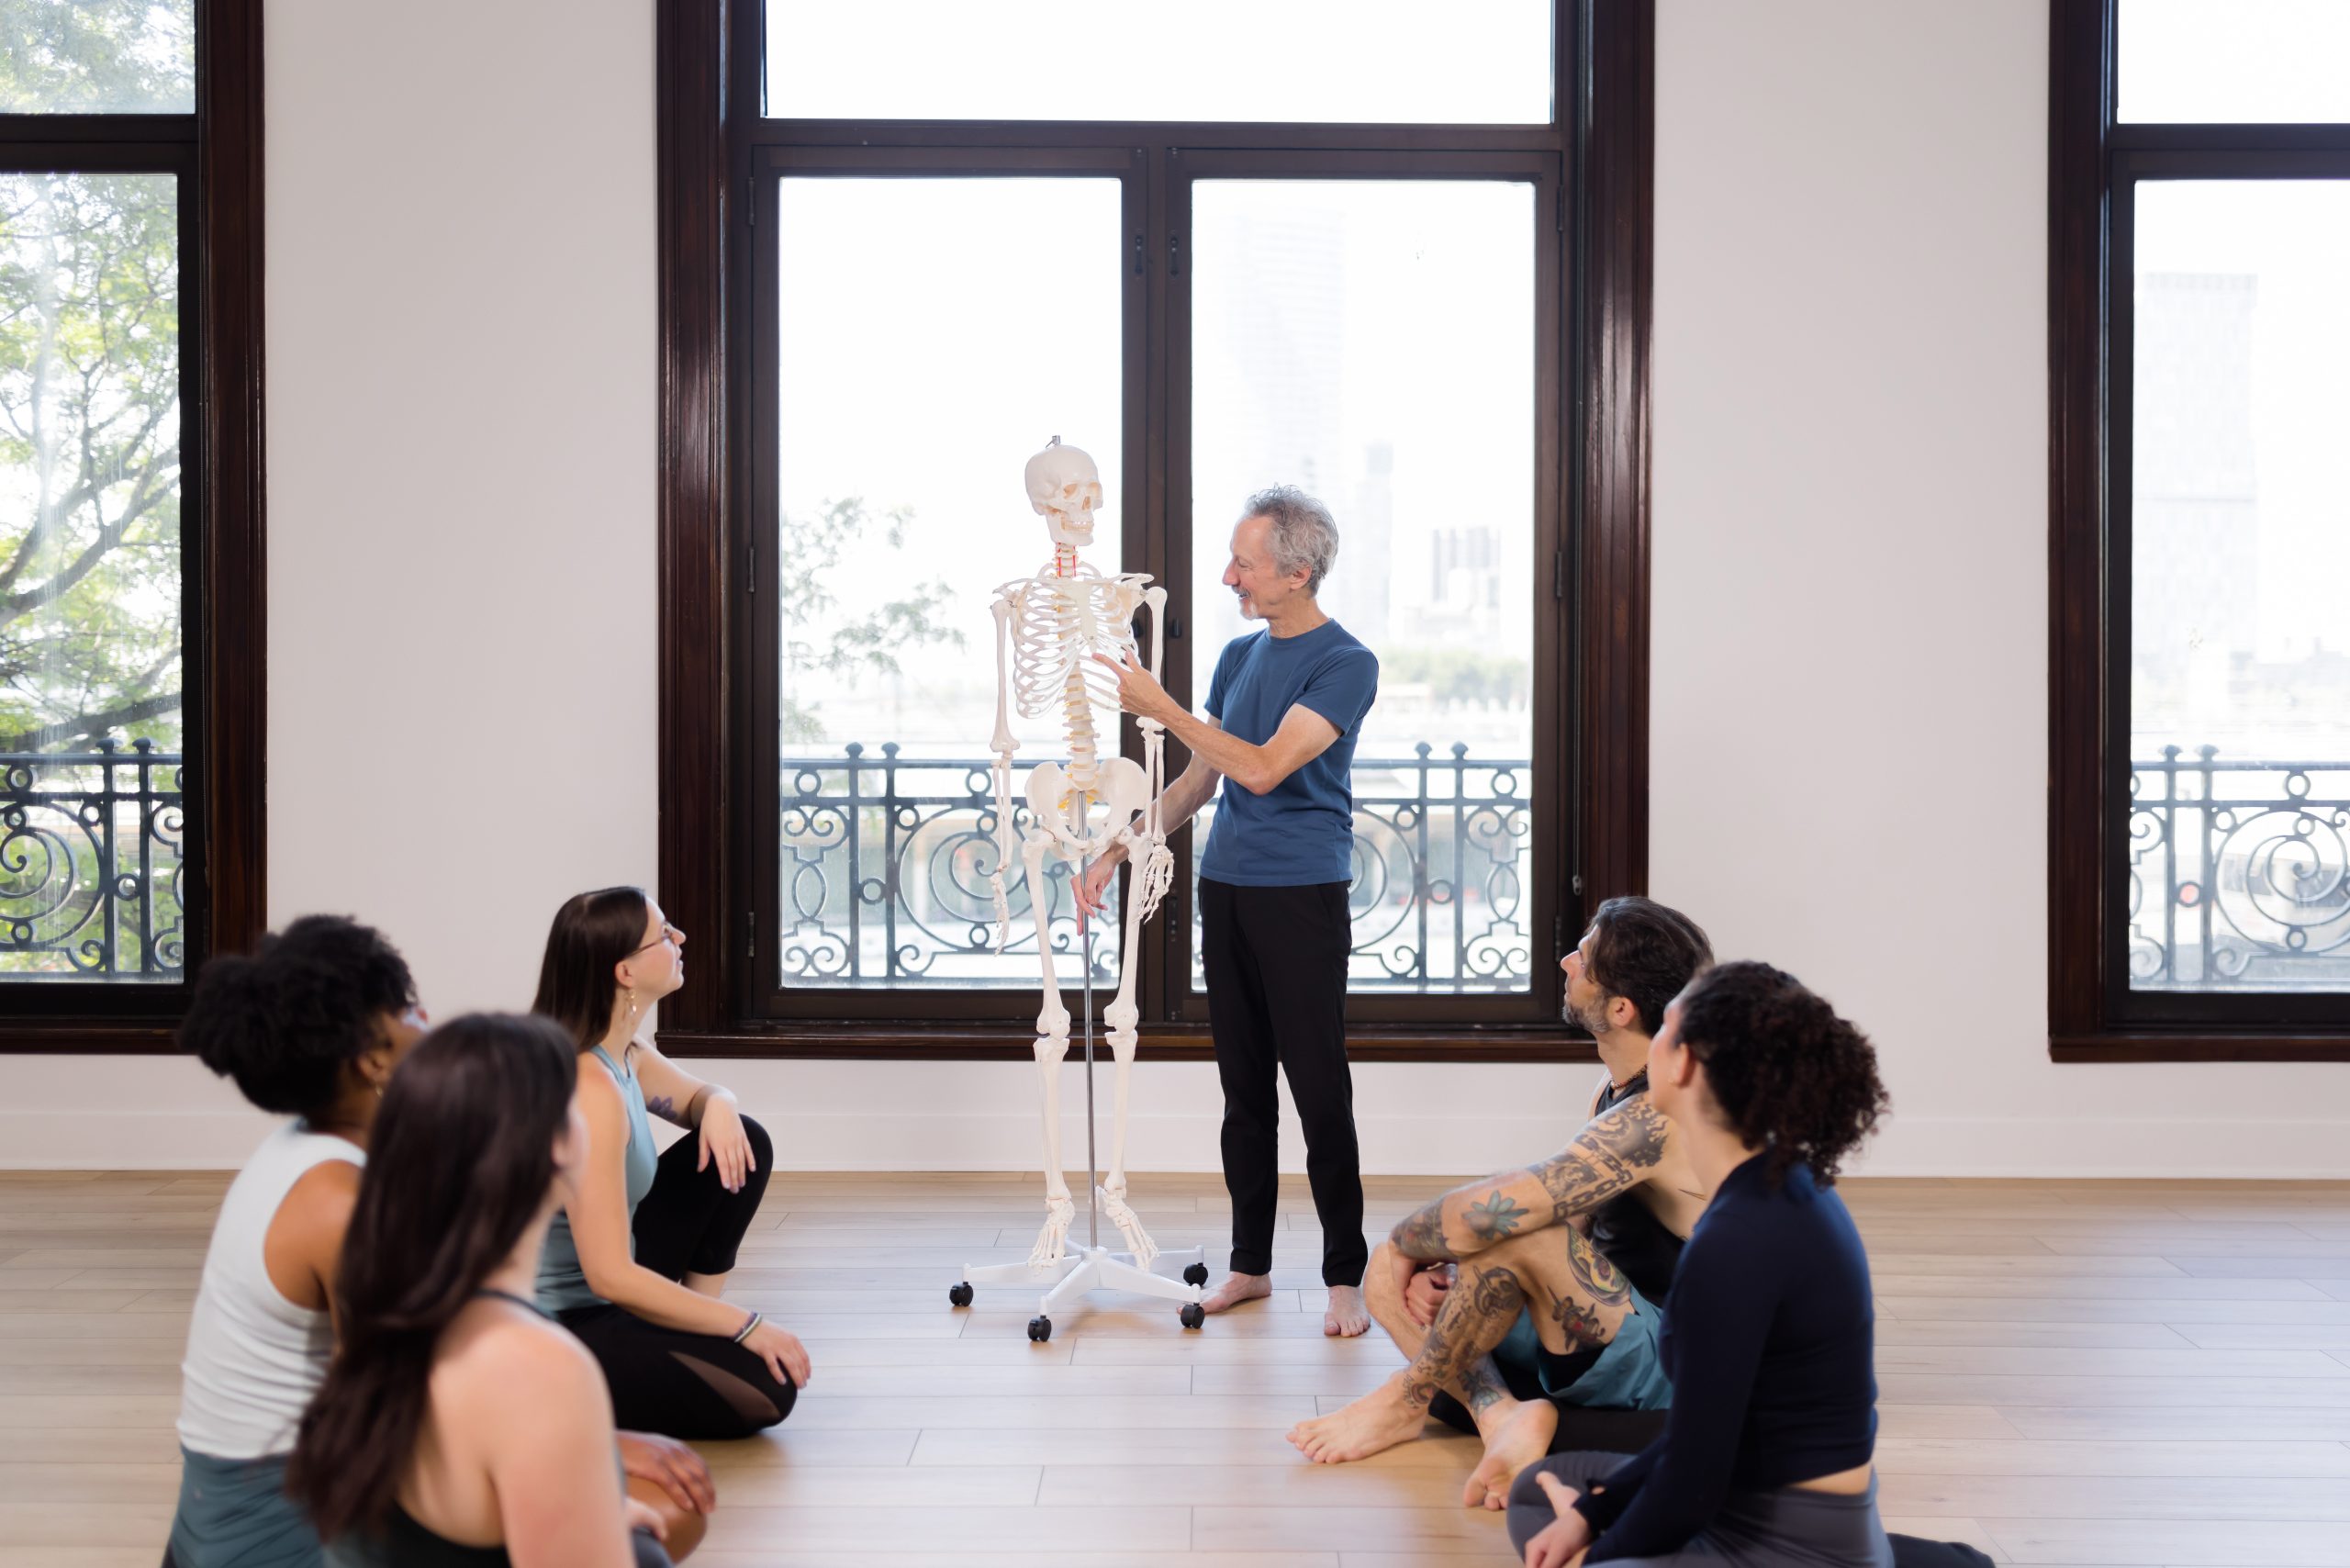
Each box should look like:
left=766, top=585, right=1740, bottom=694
left=1138, top=588, right=1169, bottom=837
left=987, top=592, right=1021, bottom=947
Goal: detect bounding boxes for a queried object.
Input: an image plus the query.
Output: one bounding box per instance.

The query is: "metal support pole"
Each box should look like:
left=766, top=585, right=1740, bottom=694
left=1080, top=859, right=1100, bottom=1251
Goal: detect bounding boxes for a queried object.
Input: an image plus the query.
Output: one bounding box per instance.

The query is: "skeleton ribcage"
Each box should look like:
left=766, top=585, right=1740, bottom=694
left=1006, top=574, right=1143, bottom=722
left=1002, top=568, right=1147, bottom=795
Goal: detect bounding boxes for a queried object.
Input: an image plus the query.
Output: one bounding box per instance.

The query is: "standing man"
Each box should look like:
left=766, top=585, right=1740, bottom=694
left=1081, top=486, right=1380, bottom=1337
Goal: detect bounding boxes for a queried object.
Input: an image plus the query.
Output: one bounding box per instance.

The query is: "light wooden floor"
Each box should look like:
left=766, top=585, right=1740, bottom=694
left=4, top=1171, right=2349, bottom=1568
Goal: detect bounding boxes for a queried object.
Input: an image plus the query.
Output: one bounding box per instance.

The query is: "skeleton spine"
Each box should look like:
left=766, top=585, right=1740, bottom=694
left=1052, top=543, right=1099, bottom=795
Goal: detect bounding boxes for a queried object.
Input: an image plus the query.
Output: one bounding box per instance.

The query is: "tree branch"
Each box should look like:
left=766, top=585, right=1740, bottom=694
left=0, top=688, right=181, bottom=756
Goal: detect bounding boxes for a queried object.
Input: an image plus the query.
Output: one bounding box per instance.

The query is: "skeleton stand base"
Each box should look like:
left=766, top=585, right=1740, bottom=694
left=950, top=906, right=1207, bottom=1340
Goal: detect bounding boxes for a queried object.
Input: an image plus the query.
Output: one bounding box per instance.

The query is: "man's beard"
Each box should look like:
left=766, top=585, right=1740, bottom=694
left=1565, top=992, right=1611, bottom=1036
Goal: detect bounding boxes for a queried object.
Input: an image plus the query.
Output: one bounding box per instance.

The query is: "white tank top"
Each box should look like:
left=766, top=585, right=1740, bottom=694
left=176, top=1120, right=364, bottom=1459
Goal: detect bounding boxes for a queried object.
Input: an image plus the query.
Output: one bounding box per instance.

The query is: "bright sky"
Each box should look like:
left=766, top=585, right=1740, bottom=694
left=2120, top=0, right=2350, bottom=121
left=775, top=174, right=1537, bottom=762
left=766, top=1, right=1551, bottom=124
left=2133, top=181, right=2350, bottom=758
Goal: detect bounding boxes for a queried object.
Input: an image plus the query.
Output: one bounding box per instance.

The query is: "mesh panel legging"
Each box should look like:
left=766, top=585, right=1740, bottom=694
left=558, top=1114, right=795, bottom=1440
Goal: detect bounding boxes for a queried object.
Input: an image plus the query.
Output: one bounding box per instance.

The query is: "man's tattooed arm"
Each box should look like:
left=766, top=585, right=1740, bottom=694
left=1387, top=1094, right=1673, bottom=1262
left=1530, top=1096, right=1672, bottom=1226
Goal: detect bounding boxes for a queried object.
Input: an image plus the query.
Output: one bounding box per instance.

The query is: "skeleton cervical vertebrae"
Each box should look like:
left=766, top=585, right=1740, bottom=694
left=986, top=439, right=1177, bottom=1266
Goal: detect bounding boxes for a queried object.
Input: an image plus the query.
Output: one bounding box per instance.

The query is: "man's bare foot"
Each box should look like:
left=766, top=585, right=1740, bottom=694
left=1325, top=1283, right=1371, bottom=1338
left=1199, top=1271, right=1273, bottom=1314
left=1463, top=1394, right=1558, bottom=1509
left=1286, top=1372, right=1430, bottom=1463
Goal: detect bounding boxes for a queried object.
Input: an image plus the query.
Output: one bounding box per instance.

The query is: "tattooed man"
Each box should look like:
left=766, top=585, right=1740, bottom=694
left=1286, top=897, right=1713, bottom=1508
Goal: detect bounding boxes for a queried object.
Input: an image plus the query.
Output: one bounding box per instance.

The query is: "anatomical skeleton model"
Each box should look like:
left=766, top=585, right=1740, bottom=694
left=951, top=439, right=1205, bottom=1340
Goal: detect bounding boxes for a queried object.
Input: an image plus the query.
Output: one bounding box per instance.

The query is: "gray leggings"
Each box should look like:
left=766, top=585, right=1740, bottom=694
left=1506, top=1450, right=1897, bottom=1567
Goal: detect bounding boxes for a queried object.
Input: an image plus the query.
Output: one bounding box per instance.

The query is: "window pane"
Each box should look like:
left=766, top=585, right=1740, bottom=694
left=0, top=173, right=185, bottom=980
left=0, top=0, right=196, bottom=114
left=767, top=1, right=1550, bottom=124
left=1189, top=180, right=1536, bottom=995
left=775, top=176, right=1123, bottom=990
left=2120, top=0, right=2350, bottom=123
left=2129, top=181, right=2350, bottom=992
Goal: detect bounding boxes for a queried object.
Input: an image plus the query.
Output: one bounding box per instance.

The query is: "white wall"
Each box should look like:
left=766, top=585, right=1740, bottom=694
left=5, top=0, right=2343, bottom=1174
left=1647, top=0, right=2345, bottom=1174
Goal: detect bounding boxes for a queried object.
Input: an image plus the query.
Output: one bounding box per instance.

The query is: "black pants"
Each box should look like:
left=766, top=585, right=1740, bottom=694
left=1199, top=878, right=1366, bottom=1285
left=560, top=1114, right=794, bottom=1440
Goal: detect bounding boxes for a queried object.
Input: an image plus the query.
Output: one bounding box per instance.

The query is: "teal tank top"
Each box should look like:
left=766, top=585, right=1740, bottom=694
left=535, top=1046, right=658, bottom=1314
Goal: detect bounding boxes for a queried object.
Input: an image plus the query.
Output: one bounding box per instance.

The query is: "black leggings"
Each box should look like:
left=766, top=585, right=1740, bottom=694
left=560, top=1114, right=794, bottom=1440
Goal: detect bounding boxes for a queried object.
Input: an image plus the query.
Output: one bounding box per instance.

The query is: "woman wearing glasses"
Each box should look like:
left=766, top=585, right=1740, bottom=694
left=531, top=887, right=808, bottom=1439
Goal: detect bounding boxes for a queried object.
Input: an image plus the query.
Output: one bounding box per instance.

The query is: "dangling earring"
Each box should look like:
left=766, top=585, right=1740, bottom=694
left=625, top=989, right=640, bottom=1021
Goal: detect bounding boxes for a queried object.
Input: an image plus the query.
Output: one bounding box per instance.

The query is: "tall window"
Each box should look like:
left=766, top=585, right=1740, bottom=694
left=2051, top=0, right=2350, bottom=1057
left=0, top=0, right=264, bottom=1042
left=655, top=0, right=1653, bottom=1056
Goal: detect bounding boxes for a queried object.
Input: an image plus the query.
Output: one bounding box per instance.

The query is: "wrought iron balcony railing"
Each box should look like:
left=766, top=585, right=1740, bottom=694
left=776, top=741, right=1533, bottom=992
left=0, top=741, right=185, bottom=980
left=2128, top=747, right=2350, bottom=991
left=13, top=741, right=2333, bottom=996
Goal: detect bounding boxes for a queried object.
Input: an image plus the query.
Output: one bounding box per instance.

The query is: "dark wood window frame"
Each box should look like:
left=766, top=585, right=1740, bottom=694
left=655, top=0, right=1654, bottom=1063
left=2048, top=0, right=2350, bottom=1062
left=0, top=0, right=266, bottom=1054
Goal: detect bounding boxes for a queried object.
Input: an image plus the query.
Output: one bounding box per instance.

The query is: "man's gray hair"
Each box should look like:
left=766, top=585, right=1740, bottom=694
left=1240, top=485, right=1340, bottom=595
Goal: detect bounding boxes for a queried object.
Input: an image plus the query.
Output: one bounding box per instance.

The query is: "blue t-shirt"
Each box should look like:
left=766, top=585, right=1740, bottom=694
left=1199, top=620, right=1379, bottom=887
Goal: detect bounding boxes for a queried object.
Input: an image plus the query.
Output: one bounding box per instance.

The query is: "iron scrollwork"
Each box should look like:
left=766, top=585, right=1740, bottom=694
left=0, top=741, right=185, bottom=981
left=2128, top=746, right=2350, bottom=991
left=778, top=740, right=1533, bottom=993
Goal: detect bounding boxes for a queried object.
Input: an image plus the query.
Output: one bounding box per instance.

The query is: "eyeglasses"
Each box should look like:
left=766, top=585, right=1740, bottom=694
left=626, top=923, right=683, bottom=959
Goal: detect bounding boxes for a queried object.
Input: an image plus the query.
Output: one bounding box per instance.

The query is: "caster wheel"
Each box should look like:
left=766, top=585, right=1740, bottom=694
left=1027, top=1316, right=1052, bottom=1343
left=948, top=1282, right=974, bottom=1307
left=1182, top=1262, right=1210, bottom=1286
left=1180, top=1303, right=1206, bottom=1330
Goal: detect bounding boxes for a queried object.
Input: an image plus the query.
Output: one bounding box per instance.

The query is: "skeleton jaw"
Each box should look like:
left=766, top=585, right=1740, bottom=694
left=1044, top=510, right=1096, bottom=549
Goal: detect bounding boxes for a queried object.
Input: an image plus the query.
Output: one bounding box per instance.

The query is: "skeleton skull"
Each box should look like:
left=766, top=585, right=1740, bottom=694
left=1024, top=438, right=1102, bottom=548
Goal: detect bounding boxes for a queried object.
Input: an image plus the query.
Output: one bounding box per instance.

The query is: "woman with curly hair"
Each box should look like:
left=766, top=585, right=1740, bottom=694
left=1510, top=959, right=1908, bottom=1568
left=165, top=919, right=716, bottom=1568
left=530, top=887, right=806, bottom=1439
left=164, top=916, right=429, bottom=1568
left=287, top=1013, right=673, bottom=1566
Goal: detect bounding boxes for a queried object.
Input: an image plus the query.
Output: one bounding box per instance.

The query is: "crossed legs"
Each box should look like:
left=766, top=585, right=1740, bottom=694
left=1289, top=1226, right=1639, bottom=1508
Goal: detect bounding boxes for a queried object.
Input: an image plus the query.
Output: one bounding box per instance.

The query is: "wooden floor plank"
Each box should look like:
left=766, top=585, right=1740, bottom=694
left=0, top=1169, right=2339, bottom=1567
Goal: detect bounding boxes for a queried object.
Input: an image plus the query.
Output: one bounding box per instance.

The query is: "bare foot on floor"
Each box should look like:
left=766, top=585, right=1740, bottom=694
left=1463, top=1394, right=1558, bottom=1509
left=1325, top=1283, right=1371, bottom=1338
left=1286, top=1372, right=1430, bottom=1463
left=1199, top=1271, right=1273, bottom=1313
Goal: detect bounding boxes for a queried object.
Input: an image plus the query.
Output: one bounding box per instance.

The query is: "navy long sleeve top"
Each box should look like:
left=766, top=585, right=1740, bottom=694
left=1573, top=1153, right=1878, bottom=1563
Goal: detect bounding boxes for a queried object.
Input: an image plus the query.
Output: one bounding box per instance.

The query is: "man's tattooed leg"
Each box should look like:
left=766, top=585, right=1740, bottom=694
left=1459, top=1356, right=1510, bottom=1415
left=1402, top=1258, right=1532, bottom=1410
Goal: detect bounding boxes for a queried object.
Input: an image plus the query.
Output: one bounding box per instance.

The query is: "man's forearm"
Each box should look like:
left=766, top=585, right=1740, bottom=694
left=1159, top=706, right=1278, bottom=793
left=1100, top=759, right=1219, bottom=868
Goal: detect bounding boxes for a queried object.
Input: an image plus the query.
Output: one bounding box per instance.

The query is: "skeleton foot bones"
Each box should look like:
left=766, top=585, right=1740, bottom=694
left=1028, top=1193, right=1078, bottom=1265
left=1098, top=1182, right=1158, bottom=1267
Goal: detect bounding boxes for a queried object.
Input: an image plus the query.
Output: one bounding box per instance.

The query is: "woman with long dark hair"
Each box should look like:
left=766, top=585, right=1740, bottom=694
left=287, top=1013, right=672, bottom=1566
left=1510, top=960, right=1905, bottom=1568
left=531, top=887, right=805, bottom=1439
left=164, top=916, right=427, bottom=1568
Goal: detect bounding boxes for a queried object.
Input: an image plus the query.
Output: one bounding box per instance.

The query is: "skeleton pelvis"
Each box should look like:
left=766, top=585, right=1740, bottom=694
left=1024, top=756, right=1147, bottom=846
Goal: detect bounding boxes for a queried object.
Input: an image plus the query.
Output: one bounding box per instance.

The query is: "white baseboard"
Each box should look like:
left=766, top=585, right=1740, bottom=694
left=14, top=1104, right=2344, bottom=1179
